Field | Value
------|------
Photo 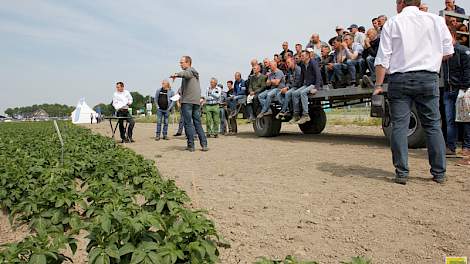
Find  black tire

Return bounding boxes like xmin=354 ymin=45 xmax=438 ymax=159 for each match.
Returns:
xmin=299 ymin=108 xmax=327 ymax=134
xmin=382 ymin=101 xmax=426 ymax=149
xmin=253 ymin=115 xmax=281 ymax=137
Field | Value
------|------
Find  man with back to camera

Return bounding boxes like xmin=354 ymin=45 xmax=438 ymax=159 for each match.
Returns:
xmin=170 ymin=56 xmax=208 ymax=152
xmin=112 ymin=82 xmax=135 ymax=143
xmin=373 ymin=0 xmax=454 ymax=184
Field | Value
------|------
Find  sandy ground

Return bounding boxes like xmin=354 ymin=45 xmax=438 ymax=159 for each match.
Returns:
xmin=2 ymin=122 xmax=469 ymax=264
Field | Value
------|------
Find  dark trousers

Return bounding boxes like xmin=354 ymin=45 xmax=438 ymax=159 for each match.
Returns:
xmin=181 ymin=103 xmax=208 ymax=148
xmin=388 ymin=71 xmax=446 ymax=179
xmin=116 ymin=110 xmax=135 ymax=140
xmin=444 ymin=90 xmax=470 ymax=150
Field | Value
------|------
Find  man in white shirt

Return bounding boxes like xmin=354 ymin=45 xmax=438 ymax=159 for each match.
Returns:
xmin=373 ymin=0 xmax=454 ymax=184
xmin=112 ymin=82 xmax=135 ymax=143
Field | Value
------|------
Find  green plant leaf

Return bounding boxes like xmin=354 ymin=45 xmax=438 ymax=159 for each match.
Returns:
xmin=28 ymin=254 xmax=46 ymax=264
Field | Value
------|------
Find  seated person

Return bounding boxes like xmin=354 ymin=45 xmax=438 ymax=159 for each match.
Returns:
xmin=319 ymin=45 xmax=334 ymax=84
xmin=228 ymin=72 xmax=247 ymax=118
xmin=333 ymin=34 xmax=364 ymax=86
xmin=257 ymin=61 xmax=285 ymax=118
xmin=362 ymin=28 xmax=380 ymax=82
xmin=112 ymin=82 xmax=135 ymax=143
xmin=292 ymin=50 xmax=322 ymax=125
xmin=246 ymin=64 xmax=267 ymax=121
xmin=277 ymin=57 xmax=302 ymax=119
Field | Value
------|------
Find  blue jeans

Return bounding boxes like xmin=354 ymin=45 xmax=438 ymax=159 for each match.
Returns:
xmin=333 ymin=59 xmax=364 ymax=82
xmin=280 ymin=88 xmax=297 ymax=113
xmin=388 ymin=72 xmax=446 ymax=179
xmin=366 ymin=56 xmax=376 ymax=81
xmin=156 ymin=109 xmax=169 ymax=137
xmin=292 ymin=86 xmax=310 ymax=115
xmin=444 ymin=91 xmax=470 ymax=150
xmin=181 ymin=103 xmax=208 ymax=148
xmin=258 ymin=89 xmax=279 ymax=113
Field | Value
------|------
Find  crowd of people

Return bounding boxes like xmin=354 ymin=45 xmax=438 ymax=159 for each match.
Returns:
xmin=110 ymin=0 xmax=469 ymax=173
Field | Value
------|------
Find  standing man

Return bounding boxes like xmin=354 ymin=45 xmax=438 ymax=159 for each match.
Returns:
xmin=170 ymin=56 xmax=208 ymax=152
xmin=202 ymin=78 xmax=222 ymax=138
xmin=373 ymin=0 xmax=454 ymax=184
xmin=112 ymin=82 xmax=135 ymax=143
xmin=154 ymin=80 xmax=175 ymax=141
xmin=442 ymin=30 xmax=470 ymax=157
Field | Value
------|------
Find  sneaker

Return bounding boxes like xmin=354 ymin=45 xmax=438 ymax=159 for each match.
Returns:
xmin=155 ymin=136 xmax=160 ymax=141
xmin=257 ymin=112 xmax=265 ymax=119
xmin=163 ymin=136 xmax=169 ymax=140
xmin=263 ymin=109 xmax=273 ymax=116
xmin=275 ymin=112 xmax=285 ymax=120
xmin=446 ymin=148 xmax=456 ymax=156
xmin=174 ymin=132 xmax=182 ymax=137
xmin=201 ymin=146 xmax=209 ymax=152
xmin=432 ymin=176 xmax=446 ymax=184
xmin=363 ymin=75 xmax=374 ymax=89
xmin=290 ymin=114 xmax=300 ymax=124
xmin=297 ymin=115 xmax=311 ymax=125
xmin=394 ymin=177 xmax=408 ymax=185
xmin=186 ymin=146 xmax=195 ymax=152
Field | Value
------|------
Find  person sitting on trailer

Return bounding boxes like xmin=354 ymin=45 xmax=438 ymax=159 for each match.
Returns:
xmin=276 ymin=57 xmax=302 ymax=119
xmin=292 ymin=50 xmax=322 ymax=125
xmin=257 ymin=60 xmax=285 ymax=118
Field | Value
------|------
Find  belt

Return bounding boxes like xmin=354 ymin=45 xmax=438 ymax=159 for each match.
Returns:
xmin=390 ymin=70 xmax=438 ymax=76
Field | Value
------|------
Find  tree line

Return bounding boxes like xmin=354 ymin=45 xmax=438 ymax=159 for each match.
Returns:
xmin=5 ymin=104 xmax=75 ymax=118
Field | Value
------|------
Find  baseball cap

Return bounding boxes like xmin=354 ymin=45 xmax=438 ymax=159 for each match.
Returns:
xmin=348 ymin=24 xmax=358 ymax=29
xmin=306 ymin=47 xmax=314 ymax=52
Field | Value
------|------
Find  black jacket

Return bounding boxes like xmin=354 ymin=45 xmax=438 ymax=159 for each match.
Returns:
xmin=300 ymin=59 xmax=322 ymax=88
xmin=443 ymin=43 xmax=470 ymax=91
xmin=363 ymin=38 xmax=380 ymax=59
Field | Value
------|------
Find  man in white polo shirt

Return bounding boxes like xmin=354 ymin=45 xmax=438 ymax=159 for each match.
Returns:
xmin=373 ymin=0 xmax=454 ymax=184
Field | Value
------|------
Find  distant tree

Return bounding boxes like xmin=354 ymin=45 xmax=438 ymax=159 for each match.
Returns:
xmin=4 ymin=104 xmax=74 ymax=117
xmin=93 ymin=103 xmax=114 ymax=116
xmin=130 ymin=91 xmax=146 ymax=113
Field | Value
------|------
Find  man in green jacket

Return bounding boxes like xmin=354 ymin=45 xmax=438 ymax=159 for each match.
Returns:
xmin=246 ymin=64 xmax=267 ymax=121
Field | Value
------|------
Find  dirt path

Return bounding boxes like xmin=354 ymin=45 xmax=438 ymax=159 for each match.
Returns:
xmin=85 ymin=122 xmax=469 ymax=264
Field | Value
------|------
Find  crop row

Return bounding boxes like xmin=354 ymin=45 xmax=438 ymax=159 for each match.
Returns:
xmin=0 ymin=122 xmax=220 ymax=264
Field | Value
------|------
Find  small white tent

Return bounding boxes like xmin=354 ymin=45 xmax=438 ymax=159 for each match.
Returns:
xmin=71 ymin=99 xmax=98 ymax=124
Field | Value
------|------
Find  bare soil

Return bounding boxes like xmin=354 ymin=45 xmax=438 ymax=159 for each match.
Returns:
xmin=2 ymin=122 xmax=469 ymax=264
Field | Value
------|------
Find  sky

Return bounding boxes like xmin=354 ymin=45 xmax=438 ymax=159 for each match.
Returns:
xmin=1 ymin=0 xmax=468 ymax=114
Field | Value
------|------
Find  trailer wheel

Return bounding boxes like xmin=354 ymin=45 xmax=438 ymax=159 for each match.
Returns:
xmin=253 ymin=102 xmax=282 ymax=137
xmin=299 ymin=108 xmax=327 ymax=134
xmin=382 ymin=101 xmax=426 ymax=149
